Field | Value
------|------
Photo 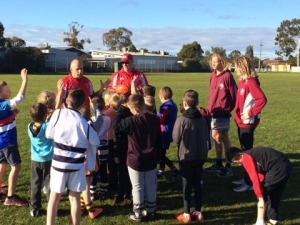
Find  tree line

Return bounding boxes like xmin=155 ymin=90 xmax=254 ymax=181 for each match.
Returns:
xmin=0 ymin=19 xmax=299 ymax=73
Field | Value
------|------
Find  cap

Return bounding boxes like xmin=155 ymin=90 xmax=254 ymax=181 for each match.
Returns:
xmin=120 ymin=53 xmax=133 ymax=63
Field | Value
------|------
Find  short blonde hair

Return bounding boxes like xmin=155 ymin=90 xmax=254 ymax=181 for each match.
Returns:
xmin=144 ymin=95 xmax=156 ymax=113
xmin=37 ymin=91 xmax=56 ymax=110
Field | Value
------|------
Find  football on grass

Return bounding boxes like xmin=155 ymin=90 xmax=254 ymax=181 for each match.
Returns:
xmin=114 ymin=84 xmax=130 ymax=95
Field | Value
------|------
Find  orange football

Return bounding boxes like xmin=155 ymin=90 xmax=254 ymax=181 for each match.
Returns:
xmin=114 ymin=84 xmax=130 ymax=95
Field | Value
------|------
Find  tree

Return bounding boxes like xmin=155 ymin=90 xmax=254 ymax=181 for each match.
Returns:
xmin=63 ymin=22 xmax=91 ymax=50
xmin=275 ymin=18 xmax=300 ymax=58
xmin=228 ymin=50 xmax=241 ymax=61
xmin=245 ymin=45 xmax=254 ymax=60
xmin=102 ymin=27 xmax=133 ymax=51
xmin=177 ymin=41 xmax=204 ymax=60
xmin=0 ymin=22 xmax=5 ymax=48
xmin=210 ymin=47 xmax=226 ymax=58
xmin=128 ymin=44 xmax=138 ymax=52
xmin=5 ymin=37 xmax=26 ymax=48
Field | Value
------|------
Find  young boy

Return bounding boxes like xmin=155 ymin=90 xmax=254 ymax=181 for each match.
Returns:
xmin=173 ymin=90 xmax=209 ymax=223
xmin=0 ymin=68 xmax=28 ymax=206
xmin=113 ymin=94 xmax=162 ymax=222
xmin=227 ymin=146 xmax=292 ymax=225
xmin=45 ymin=89 xmax=99 ymax=225
xmin=157 ymin=86 xmax=178 ymax=178
xmin=28 ymin=103 xmax=53 ymax=216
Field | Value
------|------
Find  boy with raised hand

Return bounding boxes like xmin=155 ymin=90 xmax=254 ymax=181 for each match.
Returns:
xmin=173 ymin=90 xmax=209 ymax=223
xmin=45 ymin=89 xmax=99 ymax=225
xmin=0 ymin=68 xmax=28 ymax=206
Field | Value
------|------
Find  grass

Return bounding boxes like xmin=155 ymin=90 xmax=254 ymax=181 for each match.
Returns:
xmin=0 ymin=72 xmax=299 ymax=225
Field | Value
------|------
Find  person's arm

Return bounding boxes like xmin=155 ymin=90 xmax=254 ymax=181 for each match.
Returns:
xmin=9 ymin=68 xmax=28 ymax=108
xmin=255 ymin=197 xmax=265 ymax=225
xmin=55 ymin=79 xmax=65 ymax=109
xmin=130 ymin=75 xmax=138 ymax=95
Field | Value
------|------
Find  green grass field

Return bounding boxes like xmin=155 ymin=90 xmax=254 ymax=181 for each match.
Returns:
xmin=0 ymin=72 xmax=299 ymax=225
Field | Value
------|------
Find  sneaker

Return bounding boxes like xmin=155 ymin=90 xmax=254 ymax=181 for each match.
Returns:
xmin=0 ymin=189 xmax=7 ymax=202
xmin=176 ymin=213 xmax=191 ymax=224
xmin=30 ymin=208 xmax=40 ymax=217
xmin=218 ymin=167 xmax=233 ymax=178
xmin=233 ymin=183 xmax=253 ymax=192
xmin=88 ymin=207 xmax=103 ymax=220
xmin=128 ymin=213 xmax=142 ymax=222
xmin=191 ymin=211 xmax=203 ymax=222
xmin=157 ymin=170 xmax=164 ymax=178
xmin=4 ymin=194 xmax=28 ymax=206
xmin=232 ymin=178 xmax=245 ymax=185
xmin=205 ymin=164 xmax=224 ymax=173
xmin=147 ymin=212 xmax=155 ymax=221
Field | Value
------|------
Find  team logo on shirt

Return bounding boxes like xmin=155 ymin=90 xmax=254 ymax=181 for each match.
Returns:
xmin=240 ymin=88 xmax=245 ymax=96
xmin=219 ymin=83 xmax=224 ymax=89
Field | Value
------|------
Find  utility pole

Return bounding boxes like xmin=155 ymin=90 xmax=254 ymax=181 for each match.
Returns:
xmin=258 ymin=41 xmax=263 ymax=72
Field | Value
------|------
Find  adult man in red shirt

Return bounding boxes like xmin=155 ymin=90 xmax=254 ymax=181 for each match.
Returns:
xmin=108 ymin=53 xmax=148 ymax=95
xmin=56 ymin=59 xmax=95 ymax=108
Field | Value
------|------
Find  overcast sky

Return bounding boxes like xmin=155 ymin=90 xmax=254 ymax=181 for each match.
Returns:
xmin=1 ymin=0 xmax=299 ymax=59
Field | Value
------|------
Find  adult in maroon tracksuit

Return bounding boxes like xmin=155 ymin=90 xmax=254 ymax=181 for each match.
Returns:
xmin=227 ymin=147 xmax=292 ymax=225
xmin=232 ymin=56 xmax=267 ymax=192
xmin=205 ymin=53 xmax=237 ymax=177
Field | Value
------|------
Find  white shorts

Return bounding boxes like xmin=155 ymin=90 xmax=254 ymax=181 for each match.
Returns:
xmin=50 ymin=166 xmax=86 ymax=193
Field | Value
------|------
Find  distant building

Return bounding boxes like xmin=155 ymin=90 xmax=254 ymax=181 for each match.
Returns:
xmin=86 ymin=49 xmax=178 ymax=72
xmin=41 ymin=46 xmax=91 ymax=72
xmin=263 ymin=59 xmax=291 ymax=72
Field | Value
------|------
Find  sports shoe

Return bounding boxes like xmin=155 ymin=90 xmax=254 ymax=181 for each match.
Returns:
xmin=232 ymin=178 xmax=245 ymax=185
xmin=205 ymin=164 xmax=224 ymax=173
xmin=30 ymin=208 xmax=40 ymax=217
xmin=88 ymin=207 xmax=103 ymax=220
xmin=233 ymin=183 xmax=253 ymax=192
xmin=191 ymin=211 xmax=203 ymax=222
xmin=157 ymin=170 xmax=164 ymax=178
xmin=128 ymin=213 xmax=142 ymax=222
xmin=218 ymin=167 xmax=233 ymax=178
xmin=146 ymin=212 xmax=155 ymax=221
xmin=176 ymin=213 xmax=191 ymax=224
xmin=4 ymin=194 xmax=28 ymax=206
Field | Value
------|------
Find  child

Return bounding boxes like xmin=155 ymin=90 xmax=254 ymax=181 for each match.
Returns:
xmin=205 ymin=53 xmax=237 ymax=178
xmin=102 ymin=93 xmax=120 ymax=195
xmin=37 ymin=90 xmax=56 ymax=120
xmin=227 ymin=147 xmax=292 ymax=225
xmin=45 ymin=88 xmax=100 ymax=225
xmin=157 ymin=86 xmax=178 ymax=178
xmin=112 ymin=94 xmax=133 ymax=206
xmin=89 ymin=96 xmax=111 ymax=200
xmin=232 ymin=56 xmax=267 ymax=192
xmin=79 ymin=106 xmax=103 ymax=220
xmin=144 ymin=95 xmax=156 ymax=113
xmin=0 ymin=68 xmax=28 ymax=206
xmin=173 ymin=90 xmax=209 ymax=223
xmin=113 ymin=94 xmax=162 ymax=222
xmin=28 ymin=103 xmax=53 ymax=216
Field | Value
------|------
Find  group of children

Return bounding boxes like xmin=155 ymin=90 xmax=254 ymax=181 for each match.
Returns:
xmin=0 ymin=54 xmax=292 ymax=225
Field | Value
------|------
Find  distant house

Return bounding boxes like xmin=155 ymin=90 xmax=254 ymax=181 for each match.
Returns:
xmin=86 ymin=50 xmax=178 ymax=72
xmin=263 ymin=59 xmax=291 ymax=72
xmin=41 ymin=46 xmax=91 ymax=72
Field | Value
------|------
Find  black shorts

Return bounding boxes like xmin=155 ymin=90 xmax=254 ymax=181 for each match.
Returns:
xmin=0 ymin=145 xmax=21 ymax=165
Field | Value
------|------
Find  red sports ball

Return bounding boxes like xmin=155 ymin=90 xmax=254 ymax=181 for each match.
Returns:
xmin=114 ymin=84 xmax=130 ymax=95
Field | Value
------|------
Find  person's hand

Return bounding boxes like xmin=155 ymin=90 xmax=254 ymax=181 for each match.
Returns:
xmin=100 ymin=79 xmax=109 ymax=91
xmin=20 ymin=68 xmax=28 ymax=81
xmin=241 ymin=111 xmax=250 ymax=120
xmin=257 ymin=198 xmax=264 ymax=209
